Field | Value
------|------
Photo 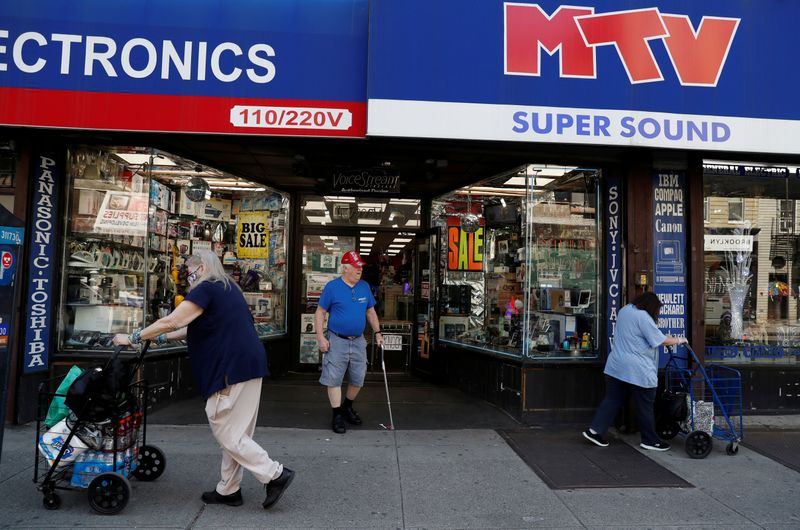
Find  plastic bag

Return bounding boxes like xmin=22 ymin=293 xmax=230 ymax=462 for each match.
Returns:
xmin=656 ymin=390 xmax=689 ymax=423
xmin=44 ymin=365 xmax=84 ymax=428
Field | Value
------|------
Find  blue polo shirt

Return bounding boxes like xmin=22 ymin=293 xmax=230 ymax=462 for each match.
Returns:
xmin=184 ymin=280 xmax=268 ymax=399
xmin=604 ymin=304 xmax=666 ymax=388
xmin=319 ymin=277 xmax=375 ymax=337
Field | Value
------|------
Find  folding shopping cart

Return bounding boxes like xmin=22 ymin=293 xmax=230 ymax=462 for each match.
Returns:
xmin=34 ymin=342 xmax=165 ymax=514
xmin=658 ymin=344 xmax=743 ymax=459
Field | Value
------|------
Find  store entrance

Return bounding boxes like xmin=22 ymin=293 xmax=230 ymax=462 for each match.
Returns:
xmin=297 ymin=195 xmax=423 ymax=373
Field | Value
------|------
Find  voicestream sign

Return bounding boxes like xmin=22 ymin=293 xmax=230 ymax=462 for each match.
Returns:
xmin=368 ymin=1 xmax=800 ymax=154
xmin=0 ymin=0 xmax=368 ymax=137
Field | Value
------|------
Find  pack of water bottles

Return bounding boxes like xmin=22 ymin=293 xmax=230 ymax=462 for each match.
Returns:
xmin=70 ymin=446 xmax=139 ymax=488
xmin=62 ymin=410 xmax=143 ymax=488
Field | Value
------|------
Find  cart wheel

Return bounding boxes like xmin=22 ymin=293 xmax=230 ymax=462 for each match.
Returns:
xmin=43 ymin=492 xmax=61 ymax=510
xmin=726 ymin=442 xmax=739 ymax=456
xmin=685 ymin=430 xmax=713 ymax=459
xmin=656 ymin=420 xmax=681 ymax=440
xmin=133 ymin=444 xmax=166 ymax=481
xmin=87 ymin=472 xmax=131 ymax=515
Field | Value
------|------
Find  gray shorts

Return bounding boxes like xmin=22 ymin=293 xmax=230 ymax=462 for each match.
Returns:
xmin=319 ymin=333 xmax=367 ymax=388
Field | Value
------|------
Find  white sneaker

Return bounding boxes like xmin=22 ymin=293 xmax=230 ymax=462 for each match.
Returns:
xmin=640 ymin=441 xmax=671 ymax=451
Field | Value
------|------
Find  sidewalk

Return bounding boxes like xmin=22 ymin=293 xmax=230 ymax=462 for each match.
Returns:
xmin=2 ymin=420 xmax=799 ymax=529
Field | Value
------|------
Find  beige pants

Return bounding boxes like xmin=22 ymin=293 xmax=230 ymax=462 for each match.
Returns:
xmin=205 ymin=377 xmax=283 ymax=495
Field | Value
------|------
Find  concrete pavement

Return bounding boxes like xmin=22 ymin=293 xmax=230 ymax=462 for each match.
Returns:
xmin=2 ymin=420 xmax=799 ymax=529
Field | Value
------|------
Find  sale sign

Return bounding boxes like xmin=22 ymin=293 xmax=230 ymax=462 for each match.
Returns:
xmin=446 ymin=217 xmax=484 ymax=271
xmin=236 ymin=211 xmax=270 ymax=259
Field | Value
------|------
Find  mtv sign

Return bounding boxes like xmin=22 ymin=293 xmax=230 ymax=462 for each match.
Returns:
xmin=504 ymin=4 xmax=740 ymax=86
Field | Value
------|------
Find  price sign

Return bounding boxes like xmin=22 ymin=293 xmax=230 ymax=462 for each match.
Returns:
xmin=382 ymin=334 xmax=403 ymax=351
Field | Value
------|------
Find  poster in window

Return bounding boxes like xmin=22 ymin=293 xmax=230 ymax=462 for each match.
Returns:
xmin=446 ymin=216 xmax=485 ymax=271
xmin=236 ymin=211 xmax=270 ymax=259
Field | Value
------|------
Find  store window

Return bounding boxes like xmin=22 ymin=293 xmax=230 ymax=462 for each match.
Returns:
xmin=431 ymin=165 xmax=601 ymax=359
xmin=59 ymin=146 xmax=289 ymax=353
xmin=728 ymin=198 xmax=744 ymax=222
xmin=703 ymin=161 xmax=800 ymax=364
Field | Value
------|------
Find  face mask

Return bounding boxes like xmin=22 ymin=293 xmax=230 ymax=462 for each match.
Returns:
xmin=187 ymin=267 xmax=200 ymax=286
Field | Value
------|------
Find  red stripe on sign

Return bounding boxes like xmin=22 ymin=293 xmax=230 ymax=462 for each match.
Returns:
xmin=0 ymin=87 xmax=366 ymax=137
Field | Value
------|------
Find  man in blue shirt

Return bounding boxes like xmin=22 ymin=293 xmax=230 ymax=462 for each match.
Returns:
xmin=315 ymin=251 xmax=384 ymax=433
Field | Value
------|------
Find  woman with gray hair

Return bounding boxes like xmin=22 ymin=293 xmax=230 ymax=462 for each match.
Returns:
xmin=113 ymin=250 xmax=294 ymax=509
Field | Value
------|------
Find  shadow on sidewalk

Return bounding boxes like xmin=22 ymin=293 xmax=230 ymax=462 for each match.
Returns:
xmin=149 ymin=373 xmax=522 ymax=430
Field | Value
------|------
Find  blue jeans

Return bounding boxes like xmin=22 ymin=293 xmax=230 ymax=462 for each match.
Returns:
xmin=590 ymin=375 xmax=660 ymax=445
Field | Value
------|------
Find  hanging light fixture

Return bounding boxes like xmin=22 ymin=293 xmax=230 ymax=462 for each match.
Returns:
xmin=459 ymin=186 xmax=479 ymax=233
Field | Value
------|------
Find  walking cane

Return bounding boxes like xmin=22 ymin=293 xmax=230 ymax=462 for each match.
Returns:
xmin=378 ymin=343 xmax=395 ymax=430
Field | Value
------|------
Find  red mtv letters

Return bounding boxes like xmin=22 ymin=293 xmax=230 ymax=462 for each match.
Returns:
xmin=504 ymin=4 xmax=740 ymax=86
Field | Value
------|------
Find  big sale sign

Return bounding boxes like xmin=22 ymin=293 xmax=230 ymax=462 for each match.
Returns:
xmin=367 ymin=1 xmax=800 ymax=154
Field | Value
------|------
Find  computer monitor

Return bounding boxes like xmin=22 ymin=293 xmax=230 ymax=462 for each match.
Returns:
xmin=656 ymin=240 xmax=684 ymax=274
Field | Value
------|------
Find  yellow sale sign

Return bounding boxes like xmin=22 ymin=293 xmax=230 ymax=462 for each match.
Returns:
xmin=236 ymin=211 xmax=270 ymax=259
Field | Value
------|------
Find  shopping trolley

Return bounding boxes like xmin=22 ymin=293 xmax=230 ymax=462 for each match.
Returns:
xmin=33 ymin=342 xmax=165 ymax=514
xmin=658 ymin=344 xmax=743 ymax=459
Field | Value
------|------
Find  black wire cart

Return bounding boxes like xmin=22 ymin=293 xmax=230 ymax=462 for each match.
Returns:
xmin=33 ymin=342 xmax=165 ymax=514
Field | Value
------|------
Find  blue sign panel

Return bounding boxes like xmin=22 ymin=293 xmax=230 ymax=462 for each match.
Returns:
xmin=0 ymin=226 xmax=23 ymax=245
xmin=23 ymin=154 xmax=60 ymax=373
xmin=0 ymin=0 xmax=368 ymax=136
xmin=605 ymin=176 xmax=623 ymax=354
xmin=652 ymin=171 xmax=687 ymax=367
xmin=367 ymin=1 xmax=800 ymax=154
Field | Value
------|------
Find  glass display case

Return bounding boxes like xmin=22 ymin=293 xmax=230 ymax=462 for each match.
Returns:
xmin=58 ymin=146 xmax=289 ymax=354
xmin=431 ymin=165 xmax=601 ymax=360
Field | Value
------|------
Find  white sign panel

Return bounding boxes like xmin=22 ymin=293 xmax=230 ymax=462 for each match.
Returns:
xmin=367 ymin=99 xmax=800 ymax=155
xmin=382 ymin=333 xmax=403 ymax=351
xmin=704 ymin=234 xmax=753 ymax=252
xmin=93 ymin=192 xmax=149 ymax=236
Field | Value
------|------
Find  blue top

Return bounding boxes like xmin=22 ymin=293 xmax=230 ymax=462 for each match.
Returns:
xmin=604 ymin=304 xmax=666 ymax=388
xmin=319 ymin=277 xmax=376 ymax=337
xmin=184 ymin=280 xmax=268 ymax=399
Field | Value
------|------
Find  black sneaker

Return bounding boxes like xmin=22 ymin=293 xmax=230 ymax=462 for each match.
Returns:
xmin=332 ymin=413 xmax=346 ymax=434
xmin=640 ymin=441 xmax=671 ymax=451
xmin=263 ymin=468 xmax=295 ymax=509
xmin=201 ymin=489 xmax=243 ymax=506
xmin=342 ymin=406 xmax=362 ymax=425
xmin=582 ymin=429 xmax=609 ymax=447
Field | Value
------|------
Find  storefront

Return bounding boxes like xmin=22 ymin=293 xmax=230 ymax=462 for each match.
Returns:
xmin=3 ymin=1 xmax=800 ymax=423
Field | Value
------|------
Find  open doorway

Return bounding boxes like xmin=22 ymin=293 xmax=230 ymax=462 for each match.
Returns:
xmin=297 ymin=196 xmax=422 ymax=373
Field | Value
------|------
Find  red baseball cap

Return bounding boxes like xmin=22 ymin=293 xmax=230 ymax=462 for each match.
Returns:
xmin=341 ymin=250 xmax=365 ymax=268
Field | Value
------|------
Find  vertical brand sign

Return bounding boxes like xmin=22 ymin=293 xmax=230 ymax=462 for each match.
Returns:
xmin=652 ymin=171 xmax=687 ymax=367
xmin=605 ymin=176 xmax=623 ymax=354
xmin=23 ymin=154 xmax=60 ymax=373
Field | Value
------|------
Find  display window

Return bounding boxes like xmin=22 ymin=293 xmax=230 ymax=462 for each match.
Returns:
xmin=58 ymin=146 xmax=289 ymax=353
xmin=703 ymin=161 xmax=800 ymax=364
xmin=431 ymin=165 xmax=601 ymax=359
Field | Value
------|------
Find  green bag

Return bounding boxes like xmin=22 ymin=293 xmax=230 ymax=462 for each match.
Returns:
xmin=44 ymin=365 xmax=84 ymax=428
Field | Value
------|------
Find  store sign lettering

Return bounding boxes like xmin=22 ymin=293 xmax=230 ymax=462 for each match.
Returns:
xmin=23 ymin=154 xmax=60 ymax=373
xmin=505 ymin=4 xmax=740 ymax=86
xmin=332 ymin=170 xmax=400 ymax=194
xmin=605 ymin=178 xmax=622 ymax=352
xmin=652 ymin=171 xmax=687 ymax=368
xmin=0 ymin=31 xmax=276 ymax=84
xmin=447 ymin=225 xmax=484 ymax=271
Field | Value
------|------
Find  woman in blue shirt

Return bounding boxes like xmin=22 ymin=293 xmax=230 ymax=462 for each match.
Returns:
xmin=113 ymin=250 xmax=294 ymax=509
xmin=582 ymin=292 xmax=687 ymax=451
